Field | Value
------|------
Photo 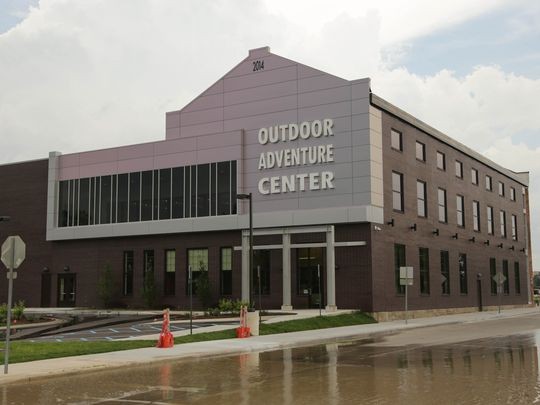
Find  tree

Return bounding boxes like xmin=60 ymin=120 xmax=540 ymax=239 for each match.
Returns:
xmin=143 ymin=270 xmax=156 ymax=308
xmin=195 ymin=260 xmax=212 ymax=309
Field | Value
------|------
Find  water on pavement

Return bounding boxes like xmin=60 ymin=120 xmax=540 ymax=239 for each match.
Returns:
xmin=3 ymin=316 xmax=540 ymax=404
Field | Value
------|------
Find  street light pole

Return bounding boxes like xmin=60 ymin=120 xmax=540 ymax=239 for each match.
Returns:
xmin=237 ymin=193 xmax=253 ymax=308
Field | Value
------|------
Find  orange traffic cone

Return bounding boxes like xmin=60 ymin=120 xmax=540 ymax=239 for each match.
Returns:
xmin=236 ymin=305 xmax=251 ymax=338
xmin=157 ymin=308 xmax=174 ymax=348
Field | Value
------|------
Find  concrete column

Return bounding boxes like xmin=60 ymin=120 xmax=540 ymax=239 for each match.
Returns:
xmin=241 ymin=232 xmax=250 ymax=302
xmin=46 ymin=151 xmax=61 ymax=241
xmin=281 ymin=231 xmax=292 ymax=311
xmin=326 ymin=225 xmax=337 ymax=311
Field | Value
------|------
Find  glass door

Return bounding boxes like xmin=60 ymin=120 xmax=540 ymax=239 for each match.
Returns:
xmin=57 ymin=274 xmax=76 ymax=307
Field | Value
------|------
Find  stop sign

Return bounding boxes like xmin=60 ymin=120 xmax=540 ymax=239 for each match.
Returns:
xmin=1 ymin=236 xmax=26 ymax=270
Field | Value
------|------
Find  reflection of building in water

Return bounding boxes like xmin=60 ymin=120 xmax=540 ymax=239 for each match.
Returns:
xmin=0 ymin=46 xmax=532 ymax=318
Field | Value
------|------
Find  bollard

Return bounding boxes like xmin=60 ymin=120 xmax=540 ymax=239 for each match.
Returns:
xmin=156 ymin=308 xmax=174 ymax=348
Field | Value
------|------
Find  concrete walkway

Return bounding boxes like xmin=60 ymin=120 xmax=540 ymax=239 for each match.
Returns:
xmin=1 ymin=307 xmax=538 ymax=385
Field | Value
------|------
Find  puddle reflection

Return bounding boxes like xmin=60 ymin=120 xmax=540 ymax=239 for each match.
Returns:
xmin=2 ymin=333 xmax=540 ymax=404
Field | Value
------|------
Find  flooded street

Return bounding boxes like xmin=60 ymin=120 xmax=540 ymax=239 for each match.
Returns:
xmin=3 ymin=314 xmax=540 ymax=404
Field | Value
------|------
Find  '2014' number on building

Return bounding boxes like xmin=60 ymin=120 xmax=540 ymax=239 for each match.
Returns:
xmin=253 ymin=60 xmax=264 ymax=71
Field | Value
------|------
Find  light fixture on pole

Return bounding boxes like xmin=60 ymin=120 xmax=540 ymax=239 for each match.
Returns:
xmin=237 ymin=193 xmax=253 ymax=307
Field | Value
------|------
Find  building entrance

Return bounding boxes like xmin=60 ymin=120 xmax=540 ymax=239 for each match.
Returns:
xmin=297 ymin=248 xmax=324 ymax=309
xmin=57 ymin=273 xmax=76 ymax=307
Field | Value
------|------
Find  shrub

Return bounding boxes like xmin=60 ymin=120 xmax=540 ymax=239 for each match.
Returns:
xmin=13 ymin=300 xmax=25 ymax=321
xmin=142 ymin=270 xmax=156 ymax=308
xmin=97 ymin=263 xmax=113 ymax=308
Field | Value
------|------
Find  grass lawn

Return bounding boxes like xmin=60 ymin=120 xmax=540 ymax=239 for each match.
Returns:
xmin=0 ymin=312 xmax=375 ymax=364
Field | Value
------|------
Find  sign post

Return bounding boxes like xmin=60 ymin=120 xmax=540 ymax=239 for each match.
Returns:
xmin=400 ymin=266 xmax=414 ymax=324
xmin=1 ymin=235 xmax=26 ymax=374
xmin=492 ymin=272 xmax=507 ymax=314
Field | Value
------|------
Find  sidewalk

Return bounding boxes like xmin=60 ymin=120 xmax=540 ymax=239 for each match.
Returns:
xmin=1 ymin=307 xmax=538 ymax=385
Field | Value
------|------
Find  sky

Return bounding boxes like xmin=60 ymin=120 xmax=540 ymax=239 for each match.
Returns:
xmin=0 ymin=0 xmax=539 ymax=271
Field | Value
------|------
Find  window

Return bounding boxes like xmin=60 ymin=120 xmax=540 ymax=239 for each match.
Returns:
xmin=297 ymin=248 xmax=323 ymax=297
xmin=100 ymin=175 xmax=112 ymax=224
xmin=254 ymin=250 xmax=271 ymax=295
xmin=485 ymin=175 xmax=492 ymax=191
xmin=391 ymin=129 xmax=402 ymax=151
xmin=217 ymin=161 xmax=231 ymax=215
xmin=164 ymin=250 xmax=176 ymax=296
xmin=220 ymin=247 xmax=232 ymax=295
xmin=436 ymin=151 xmax=445 ymax=170
xmin=392 ymin=172 xmax=404 ymax=212
xmin=117 ymin=173 xmax=128 ymax=223
xmin=498 ymin=182 xmax=505 ymax=197
xmin=510 ymin=187 xmax=516 ymax=201
xmin=123 ymin=251 xmax=134 ymax=296
xmin=502 ymin=260 xmax=509 ymax=295
xmin=129 ymin=172 xmax=141 ymax=222
xmin=141 ymin=171 xmax=153 ymax=221
xmin=419 ymin=248 xmax=430 ymax=295
xmin=473 ymin=201 xmax=480 ymax=231
xmin=417 ymin=180 xmax=427 ymax=217
xmin=143 ymin=250 xmax=154 ymax=293
xmin=471 ymin=168 xmax=478 ymax=185
xmin=490 ymin=258 xmax=497 ymax=294
xmin=500 ymin=210 xmax=507 ymax=238
xmin=514 ymin=262 xmax=521 ymax=294
xmin=394 ymin=244 xmax=406 ymax=294
xmin=440 ymin=251 xmax=450 ymax=295
xmin=438 ymin=188 xmax=447 ymax=223
xmin=487 ymin=206 xmax=494 ymax=235
xmin=197 ymin=163 xmax=210 ymax=217
xmin=79 ymin=178 xmax=89 ymax=226
xmin=58 ymin=180 xmax=69 ymax=227
xmin=511 ymin=215 xmax=517 ymax=241
xmin=159 ymin=168 xmax=171 ymax=220
xmin=416 ymin=141 xmax=425 ymax=161
xmin=172 ymin=167 xmax=184 ymax=219
xmin=455 ymin=161 xmax=463 ymax=178
xmin=459 ymin=253 xmax=467 ymax=294
xmin=187 ymin=248 xmax=209 ymax=295
xmin=456 ymin=195 xmax=465 ymax=227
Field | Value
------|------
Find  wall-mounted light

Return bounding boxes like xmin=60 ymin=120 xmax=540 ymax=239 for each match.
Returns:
xmin=452 ymin=233 xmax=458 ymax=239
xmin=469 ymin=236 xmax=476 ymax=243
xmin=63 ymin=265 xmax=70 ymax=272
xmin=387 ymin=219 xmax=394 ymax=227
xmin=497 ymin=243 xmax=503 ymax=249
xmin=410 ymin=223 xmax=417 ymax=231
xmin=520 ymin=248 xmax=526 ymax=253
xmin=509 ymin=245 xmax=515 ymax=251
xmin=42 ymin=267 xmax=50 ymax=273
xmin=432 ymin=228 xmax=439 ymax=236
xmin=484 ymin=240 xmax=490 ymax=246
xmin=374 ymin=225 xmax=382 ymax=232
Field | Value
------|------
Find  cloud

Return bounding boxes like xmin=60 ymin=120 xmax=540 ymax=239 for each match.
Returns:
xmin=0 ymin=0 xmax=538 ymax=270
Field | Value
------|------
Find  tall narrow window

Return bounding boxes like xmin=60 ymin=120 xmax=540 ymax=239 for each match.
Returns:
xmin=440 ymin=251 xmax=450 ymax=295
xmin=473 ymin=201 xmax=480 ymax=231
xmin=220 ymin=247 xmax=233 ymax=295
xmin=394 ymin=244 xmax=406 ymax=295
xmin=456 ymin=195 xmax=464 ymax=227
xmin=416 ymin=141 xmax=425 ymax=161
xmin=143 ymin=250 xmax=154 ymax=294
xmin=190 ymin=166 xmax=197 ymax=218
xmin=58 ymin=180 xmax=69 ymax=227
xmin=164 ymin=250 xmax=176 ymax=296
xmin=184 ymin=166 xmax=191 ymax=218
xmin=487 ymin=206 xmax=494 ymax=235
xmin=187 ymin=248 xmax=209 ymax=294
xmin=485 ymin=175 xmax=492 ymax=191
xmin=391 ymin=129 xmax=402 ymax=151
xmin=153 ymin=170 xmax=159 ymax=220
xmin=217 ymin=161 xmax=231 ymax=215
xmin=117 ymin=174 xmax=129 ymax=223
xmin=510 ymin=187 xmax=516 ymax=201
xmin=471 ymin=168 xmax=478 ymax=185
xmin=500 ymin=210 xmax=507 ymax=238
xmin=111 ymin=175 xmax=116 ymax=223
xmin=490 ymin=258 xmax=497 ymax=294
xmin=72 ymin=179 xmax=79 ymax=226
xmin=514 ymin=262 xmax=521 ymax=294
xmin=419 ymin=247 xmax=430 ymax=295
xmin=123 ymin=251 xmax=133 ymax=296
xmin=502 ymin=260 xmax=509 ymax=295
xmin=100 ymin=175 xmax=112 ymax=224
xmin=231 ymin=160 xmax=237 ymax=214
xmin=438 ymin=188 xmax=447 ymax=223
xmin=197 ymin=163 xmax=210 ymax=217
xmin=392 ymin=172 xmax=404 ymax=212
xmin=511 ymin=214 xmax=517 ymax=241
xmin=455 ymin=161 xmax=463 ymax=178
xmin=172 ymin=167 xmax=184 ymax=219
xmin=129 ymin=172 xmax=141 ymax=222
xmin=159 ymin=168 xmax=171 ymax=220
xmin=79 ymin=178 xmax=89 ymax=226
xmin=417 ymin=180 xmax=427 ymax=217
xmin=498 ymin=182 xmax=505 ymax=197
xmin=89 ymin=177 xmax=95 ymax=225
xmin=141 ymin=170 xmax=153 ymax=221
xmin=253 ymin=250 xmax=271 ymax=295
xmin=459 ymin=253 xmax=467 ymax=294
xmin=436 ymin=151 xmax=446 ymax=170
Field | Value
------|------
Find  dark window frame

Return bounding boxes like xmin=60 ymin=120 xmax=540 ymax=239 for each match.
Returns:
xmin=391 ymin=129 xmax=403 ymax=152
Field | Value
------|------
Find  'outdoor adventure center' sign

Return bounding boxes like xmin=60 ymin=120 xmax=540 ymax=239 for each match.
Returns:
xmin=257 ymin=118 xmax=335 ymax=195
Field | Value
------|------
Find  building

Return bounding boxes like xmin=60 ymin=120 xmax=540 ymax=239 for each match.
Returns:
xmin=0 ymin=47 xmax=532 ymax=318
